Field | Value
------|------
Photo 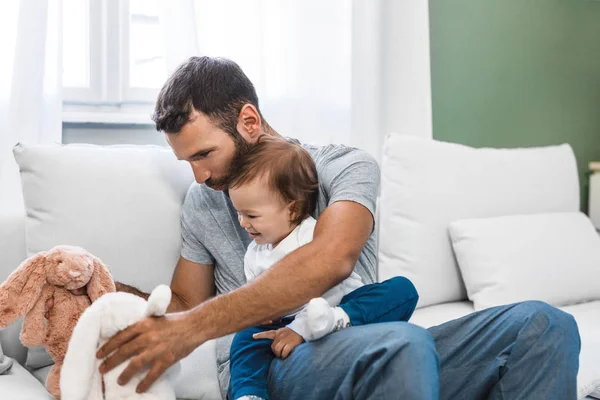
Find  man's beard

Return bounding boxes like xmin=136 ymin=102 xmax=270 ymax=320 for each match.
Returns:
xmin=205 ymin=131 xmax=254 ymax=190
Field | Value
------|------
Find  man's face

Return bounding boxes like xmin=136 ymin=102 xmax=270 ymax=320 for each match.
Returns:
xmin=166 ymin=110 xmax=250 ymax=191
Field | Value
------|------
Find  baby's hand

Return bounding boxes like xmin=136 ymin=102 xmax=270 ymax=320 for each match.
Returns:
xmin=253 ymin=327 xmax=305 ymax=359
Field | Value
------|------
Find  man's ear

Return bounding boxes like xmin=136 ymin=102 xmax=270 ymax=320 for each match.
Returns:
xmin=236 ymin=104 xmax=262 ymax=143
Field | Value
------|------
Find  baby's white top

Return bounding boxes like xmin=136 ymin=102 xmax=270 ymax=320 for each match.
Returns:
xmin=244 ymin=216 xmax=364 ymax=334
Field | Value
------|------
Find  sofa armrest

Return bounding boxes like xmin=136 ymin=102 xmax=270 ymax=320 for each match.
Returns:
xmin=0 ymin=208 xmax=26 ymax=279
xmin=0 ymin=210 xmax=28 ymax=365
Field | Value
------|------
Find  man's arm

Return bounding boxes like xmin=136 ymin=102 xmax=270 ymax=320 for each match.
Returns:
xmin=97 ymin=200 xmax=373 ymax=393
xmin=191 ymin=200 xmax=372 ymax=339
xmin=167 ymin=256 xmax=216 ymax=313
xmin=115 ymin=257 xmax=215 ymax=313
xmin=97 ymin=148 xmax=379 ymax=393
xmin=115 ymin=282 xmax=150 ymax=300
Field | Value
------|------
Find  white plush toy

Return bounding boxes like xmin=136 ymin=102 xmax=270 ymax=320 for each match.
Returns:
xmin=60 ymin=284 xmax=179 ymax=400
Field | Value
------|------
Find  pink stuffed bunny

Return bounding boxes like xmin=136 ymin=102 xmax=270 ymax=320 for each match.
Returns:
xmin=0 ymin=245 xmax=116 ymax=399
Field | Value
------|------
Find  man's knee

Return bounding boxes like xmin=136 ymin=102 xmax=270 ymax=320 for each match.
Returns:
xmin=357 ymin=323 xmax=439 ymax=396
xmin=512 ymin=300 xmax=580 ymax=347
xmin=370 ymin=322 xmax=437 ymax=359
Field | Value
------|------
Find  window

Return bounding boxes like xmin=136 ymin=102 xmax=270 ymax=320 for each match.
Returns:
xmin=62 ymin=0 xmax=167 ymax=123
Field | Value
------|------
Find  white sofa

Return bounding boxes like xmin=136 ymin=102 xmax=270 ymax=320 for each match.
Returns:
xmin=1 ymin=134 xmax=599 ymax=399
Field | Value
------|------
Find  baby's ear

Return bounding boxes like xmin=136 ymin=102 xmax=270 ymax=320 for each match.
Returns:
xmin=287 ymin=200 xmax=300 ymax=222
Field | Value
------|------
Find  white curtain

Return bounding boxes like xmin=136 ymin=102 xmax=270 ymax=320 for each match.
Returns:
xmin=0 ymin=0 xmax=63 ymax=212
xmin=157 ymin=0 xmax=383 ymax=159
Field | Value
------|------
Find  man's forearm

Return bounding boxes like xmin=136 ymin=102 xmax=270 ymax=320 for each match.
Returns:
xmin=185 ymin=201 xmax=373 ymax=345
xmin=115 ymin=281 xmax=150 ymax=300
xmin=114 ymin=281 xmax=190 ymax=313
xmin=186 ymin=240 xmax=352 ymax=343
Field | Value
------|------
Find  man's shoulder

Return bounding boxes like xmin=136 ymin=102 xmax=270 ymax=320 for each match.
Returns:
xmin=298 ymin=142 xmax=379 ymax=187
xmin=301 ymin=142 xmax=367 ymax=160
xmin=300 ymin=142 xmax=378 ymax=172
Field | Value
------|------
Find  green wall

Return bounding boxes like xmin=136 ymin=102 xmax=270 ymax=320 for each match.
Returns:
xmin=429 ymin=0 xmax=600 ymax=211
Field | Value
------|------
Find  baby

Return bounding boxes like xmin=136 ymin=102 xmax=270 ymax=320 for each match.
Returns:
xmin=227 ymin=136 xmax=419 ymax=400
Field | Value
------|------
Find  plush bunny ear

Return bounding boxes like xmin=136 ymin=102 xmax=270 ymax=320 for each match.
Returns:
xmin=145 ymin=285 xmax=172 ymax=317
xmin=0 ymin=252 xmax=48 ymax=328
xmin=60 ymin=305 xmax=104 ymax=400
xmin=86 ymin=256 xmax=116 ymax=302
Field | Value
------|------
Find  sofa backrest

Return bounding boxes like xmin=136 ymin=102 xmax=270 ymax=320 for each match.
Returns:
xmin=0 ymin=186 xmax=28 ymax=363
xmin=4 ymin=137 xmax=582 ymax=331
xmin=377 ymin=133 xmax=580 ymax=308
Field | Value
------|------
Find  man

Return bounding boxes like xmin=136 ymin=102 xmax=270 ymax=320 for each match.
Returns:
xmin=81 ymin=57 xmax=578 ymax=399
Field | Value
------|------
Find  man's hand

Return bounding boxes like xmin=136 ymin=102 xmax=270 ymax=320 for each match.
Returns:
xmin=253 ymin=327 xmax=304 ymax=359
xmin=96 ymin=312 xmax=200 ymax=393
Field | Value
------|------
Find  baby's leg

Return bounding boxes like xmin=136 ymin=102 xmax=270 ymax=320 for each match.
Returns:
xmin=303 ymin=277 xmax=419 ymax=341
xmin=340 ymin=276 xmax=419 ymax=325
xmin=229 ymin=325 xmax=280 ymax=400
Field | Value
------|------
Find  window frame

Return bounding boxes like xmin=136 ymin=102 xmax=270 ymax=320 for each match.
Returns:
xmin=62 ymin=0 xmax=161 ymax=124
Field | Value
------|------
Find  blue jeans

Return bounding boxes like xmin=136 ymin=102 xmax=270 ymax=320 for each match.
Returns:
xmin=266 ymin=300 xmax=580 ymax=400
xmin=229 ymin=277 xmax=419 ymax=400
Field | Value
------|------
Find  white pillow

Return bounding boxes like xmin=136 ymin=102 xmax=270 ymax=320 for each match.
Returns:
xmin=378 ymin=134 xmax=579 ymax=308
xmin=13 ymin=143 xmax=193 ymax=293
xmin=449 ymin=212 xmax=600 ymax=310
xmin=13 ymin=143 xmax=223 ymax=399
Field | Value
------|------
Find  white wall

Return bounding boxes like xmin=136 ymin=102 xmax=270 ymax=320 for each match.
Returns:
xmin=63 ymin=1 xmax=434 ymax=157
xmin=381 ymin=0 xmax=433 ymax=141
xmin=351 ymin=0 xmax=433 ymax=162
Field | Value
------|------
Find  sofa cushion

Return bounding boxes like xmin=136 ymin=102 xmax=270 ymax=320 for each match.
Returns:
xmin=378 ymin=134 xmax=579 ymax=308
xmin=561 ymin=301 xmax=600 ymax=399
xmin=0 ymin=340 xmax=14 ymax=375
xmin=13 ymin=143 xmax=194 ymax=293
xmin=30 ymin=364 xmax=51 ymax=385
xmin=450 ymin=212 xmax=600 ymax=310
xmin=409 ymin=301 xmax=475 ymax=329
xmin=173 ymin=341 xmax=222 ymax=400
xmin=0 ymin=319 xmax=27 ymax=368
xmin=25 ymin=346 xmax=54 ymax=370
xmin=30 ymin=342 xmax=222 ymax=400
xmin=0 ymin=361 xmax=54 ymax=399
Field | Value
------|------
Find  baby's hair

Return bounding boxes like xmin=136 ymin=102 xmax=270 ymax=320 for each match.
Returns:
xmin=229 ymin=135 xmax=318 ymax=225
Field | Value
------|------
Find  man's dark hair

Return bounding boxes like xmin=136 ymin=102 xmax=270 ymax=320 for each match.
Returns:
xmin=153 ymin=56 xmax=264 ymax=135
xmin=229 ymin=135 xmax=319 ymax=225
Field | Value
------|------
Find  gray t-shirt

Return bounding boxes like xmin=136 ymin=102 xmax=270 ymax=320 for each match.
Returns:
xmin=180 ymin=142 xmax=380 ymax=396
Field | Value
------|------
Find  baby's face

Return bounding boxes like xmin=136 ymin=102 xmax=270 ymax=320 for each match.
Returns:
xmin=229 ymin=177 xmax=296 ymax=247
